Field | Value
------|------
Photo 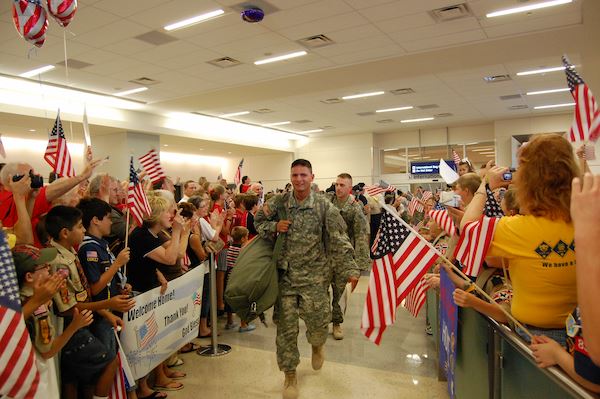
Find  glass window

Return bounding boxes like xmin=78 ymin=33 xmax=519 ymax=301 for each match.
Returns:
xmin=381 ymin=148 xmax=407 ymax=174
xmin=465 ymin=141 xmax=495 ymax=169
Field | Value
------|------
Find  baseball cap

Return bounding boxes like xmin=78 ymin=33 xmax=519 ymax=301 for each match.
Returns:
xmin=12 ymin=245 xmax=57 ymax=283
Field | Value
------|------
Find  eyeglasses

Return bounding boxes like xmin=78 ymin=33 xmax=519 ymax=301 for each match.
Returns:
xmin=33 ymin=264 xmax=50 ymax=272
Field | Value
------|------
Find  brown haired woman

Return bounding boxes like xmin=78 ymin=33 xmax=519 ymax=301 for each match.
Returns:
xmin=461 ymin=134 xmax=579 ymax=347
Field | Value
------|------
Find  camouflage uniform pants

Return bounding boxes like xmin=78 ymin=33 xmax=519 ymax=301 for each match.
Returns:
xmin=331 ymin=270 xmax=348 ymax=325
xmin=276 ymin=283 xmax=330 ymax=372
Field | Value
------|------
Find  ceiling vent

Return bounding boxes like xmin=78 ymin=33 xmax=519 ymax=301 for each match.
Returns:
xmin=500 ymin=94 xmax=522 ymax=101
xmin=356 ymin=111 xmax=375 ymax=116
xmin=509 ymin=105 xmax=529 ymax=110
xmin=434 ymin=112 xmax=454 ymax=117
xmin=390 ymin=88 xmax=415 ymax=95
xmin=229 ymin=0 xmax=279 ymax=14
xmin=253 ymin=108 xmax=274 ymax=114
xmin=483 ymin=74 xmax=512 ymax=83
xmin=320 ymin=98 xmax=343 ymax=104
xmin=297 ymin=34 xmax=335 ymax=49
xmin=129 ymin=77 xmax=160 ymax=86
xmin=207 ymin=57 xmax=242 ymax=68
xmin=293 ymin=119 xmax=312 ymax=124
xmin=134 ymin=30 xmax=178 ymax=46
xmin=417 ymin=104 xmax=440 ymax=110
xmin=377 ymin=119 xmax=394 ymax=124
xmin=56 ymin=58 xmax=92 ymax=69
xmin=429 ymin=3 xmax=473 ymax=22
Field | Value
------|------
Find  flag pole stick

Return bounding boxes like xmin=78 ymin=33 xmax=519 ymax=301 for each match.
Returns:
xmin=123 ymin=195 xmax=131 ymax=281
xmin=380 ymin=203 xmax=534 ymax=340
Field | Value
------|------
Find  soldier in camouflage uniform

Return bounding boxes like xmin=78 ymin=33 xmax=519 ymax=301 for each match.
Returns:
xmin=254 ymin=159 xmax=359 ymax=399
xmin=327 ymin=173 xmax=370 ymax=340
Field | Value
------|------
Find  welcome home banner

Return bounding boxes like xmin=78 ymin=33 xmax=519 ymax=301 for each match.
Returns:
xmin=121 ymin=264 xmax=206 ymax=379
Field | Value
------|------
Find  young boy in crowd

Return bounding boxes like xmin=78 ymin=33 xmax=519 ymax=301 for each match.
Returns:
xmin=224 ymin=226 xmax=255 ymax=332
xmin=76 ymin=198 xmax=131 ymax=359
xmin=44 ymin=205 xmax=135 ymax=399
xmin=13 ymin=244 xmax=94 ymax=398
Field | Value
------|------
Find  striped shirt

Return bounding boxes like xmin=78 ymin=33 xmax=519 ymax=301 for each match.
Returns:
xmin=226 ymin=244 xmax=242 ymax=268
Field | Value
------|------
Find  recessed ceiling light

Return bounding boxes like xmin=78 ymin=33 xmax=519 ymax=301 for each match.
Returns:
xmin=534 ymin=103 xmax=575 ymax=109
xmin=28 ymin=129 xmax=36 ymax=132
xmin=254 ymin=51 xmax=307 ymax=65
xmin=164 ymin=9 xmax=225 ymax=31
xmin=263 ymin=121 xmax=291 ymax=127
xmin=227 ymin=152 xmax=232 ymax=154
xmin=401 ymin=117 xmax=435 ymax=123
xmin=516 ymin=66 xmax=566 ymax=76
xmin=114 ymin=87 xmax=148 ymax=96
xmin=486 ymin=0 xmax=572 ymax=18
xmin=19 ymin=65 xmax=55 ymax=78
xmin=375 ymin=106 xmax=413 ymax=113
xmin=220 ymin=111 xmax=250 ymax=118
xmin=526 ymin=88 xmax=570 ymax=95
xmin=342 ymin=91 xmax=385 ymax=100
xmin=163 ymin=144 xmax=169 ymax=147
xmin=297 ymin=129 xmax=323 ymax=133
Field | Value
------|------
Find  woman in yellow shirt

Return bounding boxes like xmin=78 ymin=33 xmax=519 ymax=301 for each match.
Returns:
xmin=461 ymin=134 xmax=579 ymax=346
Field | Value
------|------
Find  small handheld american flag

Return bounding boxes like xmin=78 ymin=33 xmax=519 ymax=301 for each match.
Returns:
xmin=44 ymin=110 xmax=75 ymax=177
xmin=128 ymin=157 xmax=152 ymax=227
xmin=563 ymin=55 xmax=598 ymax=143
xmin=234 ymin=159 xmax=244 ymax=186
xmin=138 ymin=149 xmax=166 ymax=184
xmin=364 ymin=181 xmax=396 ymax=197
xmin=454 ymin=216 xmax=499 ymax=277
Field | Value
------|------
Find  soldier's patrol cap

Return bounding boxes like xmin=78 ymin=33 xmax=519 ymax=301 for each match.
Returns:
xmin=12 ymin=245 xmax=58 ymax=283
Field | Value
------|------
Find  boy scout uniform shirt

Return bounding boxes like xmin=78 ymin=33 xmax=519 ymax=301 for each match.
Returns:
xmin=78 ymin=235 xmax=123 ymax=302
xmin=49 ymin=240 xmax=90 ymax=313
xmin=330 ymin=194 xmax=371 ymax=272
xmin=255 ymin=191 xmax=359 ymax=288
xmin=20 ymin=286 xmax=55 ymax=354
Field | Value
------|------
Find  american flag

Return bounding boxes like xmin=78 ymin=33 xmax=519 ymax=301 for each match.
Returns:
xmin=408 ymin=197 xmax=420 ymax=216
xmin=137 ymin=312 xmax=158 ymax=349
xmin=44 ymin=111 xmax=75 ymax=177
xmin=428 ymin=209 xmax=456 ymax=237
xmin=454 ymin=216 xmax=499 ymax=277
xmin=138 ymin=149 xmax=166 ymax=184
xmin=108 ymin=352 xmax=127 ymax=399
xmin=361 ymin=208 xmax=440 ymax=344
xmin=485 ymin=186 xmax=504 ymax=217
xmin=589 ymin=109 xmax=600 ymax=143
xmin=234 ymin=159 xmax=244 ymax=186
xmin=403 ymin=277 xmax=429 ymax=317
xmin=364 ymin=181 xmax=396 ymax=197
xmin=452 ymin=150 xmax=461 ymax=166
xmin=128 ymin=157 xmax=152 ymax=227
xmin=0 ymin=231 xmax=40 ymax=399
xmin=563 ymin=56 xmax=598 ymax=143
xmin=193 ymin=292 xmax=202 ymax=306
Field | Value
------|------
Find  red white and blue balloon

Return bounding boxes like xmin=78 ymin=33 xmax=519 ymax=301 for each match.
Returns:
xmin=12 ymin=0 xmax=49 ymax=48
xmin=47 ymin=0 xmax=77 ymax=27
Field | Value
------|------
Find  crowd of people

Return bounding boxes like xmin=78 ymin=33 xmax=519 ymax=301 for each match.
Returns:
xmin=1 ymin=132 xmax=600 ymax=398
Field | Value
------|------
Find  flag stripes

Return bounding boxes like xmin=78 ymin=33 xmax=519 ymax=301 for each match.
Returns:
xmin=403 ymin=277 xmax=429 ymax=317
xmin=454 ymin=216 xmax=499 ymax=277
xmin=139 ymin=149 xmax=166 ymax=184
xmin=428 ymin=209 xmax=456 ymax=237
xmin=563 ymin=56 xmax=598 ymax=143
xmin=44 ymin=111 xmax=75 ymax=177
xmin=128 ymin=157 xmax=151 ymax=227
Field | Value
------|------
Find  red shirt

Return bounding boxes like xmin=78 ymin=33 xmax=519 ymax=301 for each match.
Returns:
xmin=0 ymin=187 xmax=52 ymax=247
xmin=232 ymin=209 xmax=247 ymax=228
xmin=211 ymin=203 xmax=229 ymax=248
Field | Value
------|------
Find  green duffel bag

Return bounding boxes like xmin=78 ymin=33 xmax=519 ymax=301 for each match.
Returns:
xmin=224 ymin=234 xmax=284 ymax=323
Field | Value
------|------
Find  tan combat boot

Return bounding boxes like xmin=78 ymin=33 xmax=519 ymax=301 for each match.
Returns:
xmin=311 ymin=345 xmax=325 ymax=370
xmin=332 ymin=324 xmax=344 ymax=340
xmin=283 ymin=370 xmax=298 ymax=399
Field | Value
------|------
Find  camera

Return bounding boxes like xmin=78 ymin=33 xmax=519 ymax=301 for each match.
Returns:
xmin=502 ymin=168 xmax=517 ymax=181
xmin=12 ymin=170 xmax=44 ymax=189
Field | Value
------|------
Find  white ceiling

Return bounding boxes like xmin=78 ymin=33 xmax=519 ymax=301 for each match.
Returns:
xmin=0 ymin=0 xmax=588 ymax=143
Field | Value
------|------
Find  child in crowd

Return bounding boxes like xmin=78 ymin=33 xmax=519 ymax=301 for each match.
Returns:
xmin=224 ymin=226 xmax=255 ymax=332
xmin=76 ymin=198 xmax=130 ymax=359
xmin=531 ymin=307 xmax=600 ymax=393
xmin=13 ymin=244 xmax=96 ymax=398
xmin=44 ymin=205 xmax=135 ymax=399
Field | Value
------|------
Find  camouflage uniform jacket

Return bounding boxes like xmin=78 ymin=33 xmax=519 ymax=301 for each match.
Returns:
xmin=329 ymin=194 xmax=371 ymax=272
xmin=254 ymin=191 xmax=359 ymax=288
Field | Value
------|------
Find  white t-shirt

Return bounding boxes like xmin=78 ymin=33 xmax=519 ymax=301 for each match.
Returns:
xmin=200 ymin=218 xmax=217 ymax=242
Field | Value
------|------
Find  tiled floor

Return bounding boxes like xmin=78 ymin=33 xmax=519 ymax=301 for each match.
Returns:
xmin=166 ymin=280 xmax=448 ymax=398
